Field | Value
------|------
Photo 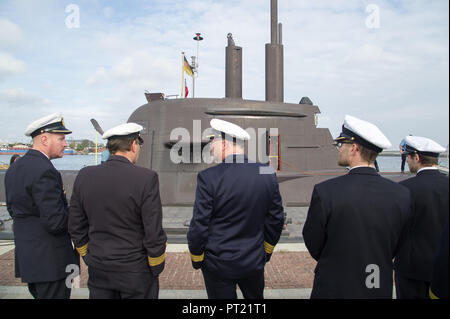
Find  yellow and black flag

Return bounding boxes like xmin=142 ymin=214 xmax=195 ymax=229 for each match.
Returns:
xmin=183 ymin=56 xmax=194 ymax=77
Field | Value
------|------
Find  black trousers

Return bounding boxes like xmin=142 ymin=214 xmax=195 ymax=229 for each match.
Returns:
xmin=201 ymin=267 xmax=265 ymax=299
xmin=28 ymin=278 xmax=71 ymax=299
xmin=401 ymin=154 xmax=407 ymax=172
xmin=87 ymin=266 xmax=159 ymax=299
xmin=395 ymin=273 xmax=430 ymax=299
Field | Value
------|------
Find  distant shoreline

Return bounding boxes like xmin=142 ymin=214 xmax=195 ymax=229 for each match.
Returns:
xmin=381 ymin=151 xmax=449 ymax=157
xmin=1 ymin=152 xmax=449 ymax=158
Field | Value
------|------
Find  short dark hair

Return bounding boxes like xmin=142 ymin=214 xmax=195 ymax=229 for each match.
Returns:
xmin=418 ymin=154 xmax=439 ymax=166
xmin=107 ymin=136 xmax=136 ymax=154
xmin=357 ymin=144 xmax=378 ymax=164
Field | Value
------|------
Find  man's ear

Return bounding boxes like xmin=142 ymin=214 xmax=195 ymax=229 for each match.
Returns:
xmin=351 ymin=143 xmax=359 ymax=153
xmin=40 ymin=134 xmax=48 ymax=146
xmin=131 ymin=140 xmax=138 ymax=153
xmin=415 ymin=153 xmax=421 ymax=163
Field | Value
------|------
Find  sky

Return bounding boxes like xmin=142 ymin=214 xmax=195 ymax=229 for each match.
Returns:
xmin=0 ymin=0 xmax=448 ymax=149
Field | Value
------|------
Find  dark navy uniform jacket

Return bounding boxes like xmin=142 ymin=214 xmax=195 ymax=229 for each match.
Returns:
xmin=187 ymin=154 xmax=284 ymax=279
xmin=303 ymin=167 xmax=411 ymax=299
xmin=430 ymin=215 xmax=449 ymax=299
xmin=68 ymin=155 xmax=167 ymax=276
xmin=4 ymin=149 xmax=79 ymax=283
xmin=394 ymin=169 xmax=449 ymax=282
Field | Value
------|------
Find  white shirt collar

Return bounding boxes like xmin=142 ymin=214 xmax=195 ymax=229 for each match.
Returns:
xmin=417 ymin=166 xmax=438 ymax=173
xmin=349 ymin=165 xmax=374 ymax=171
xmin=33 ymin=148 xmax=50 ymax=160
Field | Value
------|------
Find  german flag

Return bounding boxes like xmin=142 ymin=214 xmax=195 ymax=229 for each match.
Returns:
xmin=183 ymin=56 xmax=194 ymax=77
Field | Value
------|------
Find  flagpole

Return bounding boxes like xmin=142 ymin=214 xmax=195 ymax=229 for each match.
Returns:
xmin=193 ymin=33 xmax=203 ymax=98
xmin=181 ymin=52 xmax=185 ymax=98
xmin=192 ymin=58 xmax=195 ymax=98
xmin=194 ymin=40 xmax=199 ymax=97
xmin=95 ymin=131 xmax=98 ymax=165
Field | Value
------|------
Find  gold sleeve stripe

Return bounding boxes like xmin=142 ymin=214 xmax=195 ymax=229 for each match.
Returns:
xmin=429 ymin=288 xmax=439 ymax=299
xmin=190 ymin=252 xmax=204 ymax=262
xmin=264 ymin=241 xmax=275 ymax=254
xmin=76 ymin=243 xmax=88 ymax=257
xmin=148 ymin=253 xmax=166 ymax=267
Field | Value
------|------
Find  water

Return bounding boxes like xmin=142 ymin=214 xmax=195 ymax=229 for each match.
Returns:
xmin=1 ymin=154 xmax=449 ymax=171
xmin=377 ymin=156 xmax=448 ymax=172
xmin=0 ymin=154 xmax=101 ymax=170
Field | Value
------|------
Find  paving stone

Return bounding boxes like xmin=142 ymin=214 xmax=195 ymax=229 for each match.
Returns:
xmin=0 ymin=248 xmax=316 ymax=290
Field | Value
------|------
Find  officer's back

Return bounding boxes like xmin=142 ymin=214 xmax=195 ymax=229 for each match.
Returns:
xmin=187 ymin=119 xmax=284 ymax=299
xmin=306 ymin=170 xmax=411 ymax=298
xmin=394 ymin=136 xmax=449 ymax=299
xmin=194 ymin=155 xmax=281 ymax=278
xmin=303 ymin=115 xmax=412 ymax=299
xmin=69 ymin=123 xmax=166 ymax=299
xmin=71 ymin=155 xmax=159 ymax=271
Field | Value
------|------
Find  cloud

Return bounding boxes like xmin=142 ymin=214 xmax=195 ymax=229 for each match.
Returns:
xmin=0 ymin=51 xmax=26 ymax=81
xmin=84 ymin=39 xmax=179 ymax=92
xmin=0 ymin=88 xmax=49 ymax=108
xmin=111 ymin=51 xmax=178 ymax=91
xmin=0 ymin=18 xmax=23 ymax=50
xmin=103 ymin=6 xmax=115 ymax=19
xmin=0 ymin=88 xmax=51 ymax=143
xmin=86 ymin=67 xmax=108 ymax=87
xmin=348 ymin=43 xmax=405 ymax=64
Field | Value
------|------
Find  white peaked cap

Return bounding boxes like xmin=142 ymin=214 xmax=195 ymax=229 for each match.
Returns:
xmin=102 ymin=123 xmax=143 ymax=139
xmin=209 ymin=119 xmax=250 ymax=141
xmin=24 ymin=112 xmax=71 ymax=137
xmin=335 ymin=115 xmax=392 ymax=152
xmin=404 ymin=136 xmax=446 ymax=156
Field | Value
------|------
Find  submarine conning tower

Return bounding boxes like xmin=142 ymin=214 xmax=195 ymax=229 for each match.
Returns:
xmin=225 ymin=0 xmax=284 ymax=102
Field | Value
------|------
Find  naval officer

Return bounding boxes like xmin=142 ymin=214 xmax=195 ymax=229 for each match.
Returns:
xmin=302 ymin=115 xmax=412 ymax=299
xmin=187 ymin=119 xmax=285 ymax=299
xmin=68 ymin=123 xmax=167 ymax=299
xmin=394 ymin=136 xmax=448 ymax=299
xmin=4 ymin=113 xmax=79 ymax=299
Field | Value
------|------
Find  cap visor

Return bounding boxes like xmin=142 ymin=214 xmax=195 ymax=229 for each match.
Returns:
xmin=48 ymin=127 xmax=72 ymax=134
xmin=334 ymin=133 xmax=352 ymax=142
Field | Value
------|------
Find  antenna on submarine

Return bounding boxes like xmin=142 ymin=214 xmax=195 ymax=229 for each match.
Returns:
xmin=265 ymin=0 xmax=284 ymax=102
xmin=192 ymin=33 xmax=204 ymax=98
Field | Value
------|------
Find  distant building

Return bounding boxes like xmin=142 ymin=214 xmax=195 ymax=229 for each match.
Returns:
xmin=67 ymin=138 xmax=102 ymax=148
xmin=0 ymin=139 xmax=9 ymax=148
xmin=11 ymin=144 xmax=29 ymax=149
